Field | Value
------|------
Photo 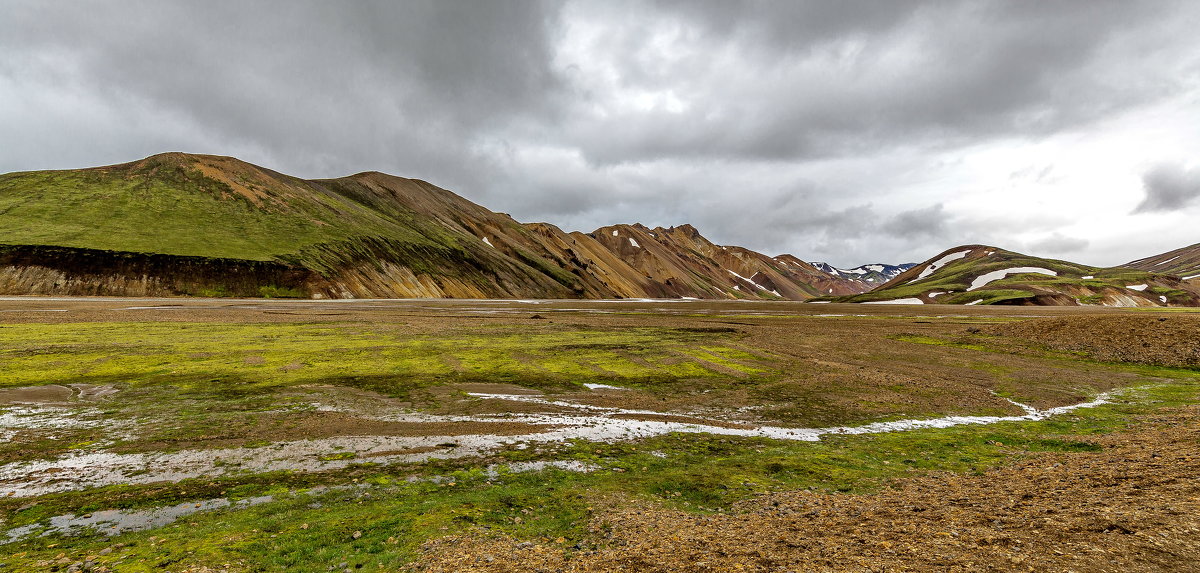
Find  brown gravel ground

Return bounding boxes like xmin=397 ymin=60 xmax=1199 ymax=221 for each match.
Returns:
xmin=410 ymin=406 xmax=1200 ymax=573
xmin=992 ymin=315 xmax=1200 ymax=368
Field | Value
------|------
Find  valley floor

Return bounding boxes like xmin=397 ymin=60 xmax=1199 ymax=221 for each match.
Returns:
xmin=0 ymin=298 xmax=1197 ymax=571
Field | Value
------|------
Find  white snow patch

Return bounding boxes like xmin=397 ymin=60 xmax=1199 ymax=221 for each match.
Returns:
xmin=965 ymin=299 xmax=983 ymax=305
xmin=727 ymin=269 xmax=766 ymax=290
xmin=862 ymin=298 xmax=925 ymax=305
xmin=927 ymin=291 xmax=946 ymax=298
xmin=481 ymin=237 xmax=493 ymax=248
xmin=1156 ymin=255 xmax=1181 ymax=266
xmin=1127 ymin=284 xmax=1148 ymax=291
xmin=1185 ymin=274 xmax=1200 ymax=280
xmin=866 ymin=265 xmax=884 ymax=272
xmin=629 ymin=238 xmax=640 ymax=248
xmin=912 ymin=250 xmax=971 ymax=282
xmin=582 ymin=383 xmax=625 ymax=391
xmin=1081 ymin=275 xmax=1094 ymax=279
xmin=807 ymin=300 xmax=831 ymax=303
xmin=967 ymin=267 xmax=1058 ymax=291
xmin=1159 ymin=295 xmax=1168 ymax=303
xmin=612 ymin=230 xmax=619 ymax=236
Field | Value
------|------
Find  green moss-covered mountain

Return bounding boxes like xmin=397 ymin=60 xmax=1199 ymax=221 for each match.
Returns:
xmin=819 ymin=245 xmax=1200 ymax=307
xmin=0 ymin=153 xmax=855 ymax=299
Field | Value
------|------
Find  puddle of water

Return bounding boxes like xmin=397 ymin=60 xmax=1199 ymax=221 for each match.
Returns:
xmin=0 ymin=389 xmax=1113 ymax=498
xmin=0 ymin=402 xmax=130 ymax=442
xmin=2 ymin=459 xmax=603 ymax=543
xmin=3 ymin=495 xmax=274 ymax=543
xmin=581 ymin=383 xmax=625 ymax=390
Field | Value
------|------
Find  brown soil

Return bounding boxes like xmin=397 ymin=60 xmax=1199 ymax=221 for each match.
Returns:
xmin=993 ymin=315 xmax=1200 ymax=368
xmin=411 ymin=406 xmax=1200 ymax=573
xmin=0 ymin=384 xmax=117 ymax=404
xmin=0 ymin=384 xmax=74 ymax=404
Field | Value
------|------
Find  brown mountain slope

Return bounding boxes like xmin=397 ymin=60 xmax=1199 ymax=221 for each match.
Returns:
xmin=0 ymin=152 xmax=863 ymax=300
xmin=1120 ymin=242 xmax=1200 ymax=282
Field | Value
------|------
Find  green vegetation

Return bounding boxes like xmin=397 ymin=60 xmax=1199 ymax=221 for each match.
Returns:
xmin=4 ymin=372 xmax=1197 ymax=571
xmin=0 ymin=322 xmax=768 ymax=397
xmin=0 ymin=158 xmax=390 ymax=260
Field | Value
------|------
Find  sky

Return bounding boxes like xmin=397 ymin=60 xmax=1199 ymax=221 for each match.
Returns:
xmin=2 ymin=1 xmax=1199 ymax=268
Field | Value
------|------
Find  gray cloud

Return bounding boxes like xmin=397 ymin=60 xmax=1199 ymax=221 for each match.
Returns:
xmin=1029 ymin=233 xmax=1090 ymax=254
xmin=1133 ymin=164 xmax=1200 ymax=213
xmin=556 ymin=0 xmax=1186 ymax=166
xmin=0 ymin=0 xmax=567 ymax=190
xmin=882 ymin=204 xmax=950 ymax=239
xmin=1 ymin=0 xmax=1199 ymax=268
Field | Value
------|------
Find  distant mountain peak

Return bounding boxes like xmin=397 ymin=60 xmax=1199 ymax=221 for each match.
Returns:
xmin=808 ymin=261 xmax=917 ymax=289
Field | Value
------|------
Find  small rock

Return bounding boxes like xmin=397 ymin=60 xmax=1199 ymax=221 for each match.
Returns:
xmin=352 ymin=531 xmax=362 ymax=539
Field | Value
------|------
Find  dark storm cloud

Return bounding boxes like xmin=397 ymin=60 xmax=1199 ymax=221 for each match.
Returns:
xmin=0 ymin=0 xmax=566 ymax=189
xmin=882 ymin=204 xmax=949 ymax=239
xmin=558 ymin=0 xmax=1184 ymax=166
xmin=2 ymin=0 xmax=1198 ymax=267
xmin=1133 ymin=164 xmax=1200 ymax=213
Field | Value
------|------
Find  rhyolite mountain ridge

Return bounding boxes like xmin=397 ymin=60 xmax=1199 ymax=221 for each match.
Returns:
xmin=3 ymin=153 xmax=1198 ymax=305
xmin=0 ymin=152 xmax=866 ymax=300
xmin=818 ymin=245 xmax=1200 ymax=307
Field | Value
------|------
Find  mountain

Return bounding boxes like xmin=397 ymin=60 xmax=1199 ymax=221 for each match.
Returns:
xmin=820 ymin=245 xmax=1200 ymax=307
xmin=808 ymin=261 xmax=917 ymax=292
xmin=1120 ymin=243 xmax=1200 ymax=281
xmin=0 ymin=152 xmax=862 ymax=299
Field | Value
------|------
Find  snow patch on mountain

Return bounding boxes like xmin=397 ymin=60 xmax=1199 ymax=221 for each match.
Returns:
xmin=913 ymin=250 xmax=971 ymax=282
xmin=807 ymin=261 xmax=916 ymax=286
xmin=967 ymin=267 xmax=1058 ymax=291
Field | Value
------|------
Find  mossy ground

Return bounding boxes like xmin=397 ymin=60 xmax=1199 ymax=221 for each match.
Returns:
xmin=0 ymin=300 xmax=1195 ymax=571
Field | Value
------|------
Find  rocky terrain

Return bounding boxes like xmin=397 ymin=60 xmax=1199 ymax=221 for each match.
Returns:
xmin=413 ymin=404 xmax=1200 ymax=573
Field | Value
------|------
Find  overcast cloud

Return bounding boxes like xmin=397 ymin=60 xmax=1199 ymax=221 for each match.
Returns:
xmin=1134 ymin=164 xmax=1200 ymax=213
xmin=2 ymin=0 xmax=1199 ymax=266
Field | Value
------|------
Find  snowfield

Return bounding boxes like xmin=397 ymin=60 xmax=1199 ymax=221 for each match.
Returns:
xmin=912 ymin=250 xmax=971 ymax=282
xmin=967 ymin=267 xmax=1058 ymax=291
